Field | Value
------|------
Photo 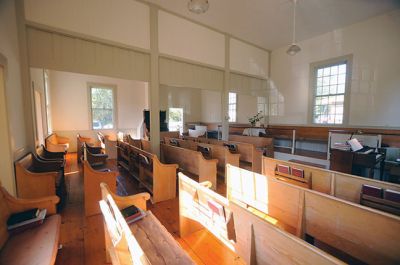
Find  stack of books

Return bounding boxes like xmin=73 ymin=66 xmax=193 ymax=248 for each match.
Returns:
xmin=7 ymin=208 xmax=47 ymax=233
xmin=121 ymin=205 xmax=146 ymax=224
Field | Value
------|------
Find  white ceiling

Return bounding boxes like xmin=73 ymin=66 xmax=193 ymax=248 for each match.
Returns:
xmin=145 ymin=0 xmax=400 ymax=50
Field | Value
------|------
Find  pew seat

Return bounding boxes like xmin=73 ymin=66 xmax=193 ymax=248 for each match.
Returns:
xmin=37 ymin=145 xmax=65 ymax=161
xmin=100 ymin=183 xmax=194 ymax=264
xmin=15 ymin=153 xmax=67 ymax=207
xmin=0 ymin=184 xmax=60 ymax=265
xmin=45 ymin=133 xmax=70 ymax=153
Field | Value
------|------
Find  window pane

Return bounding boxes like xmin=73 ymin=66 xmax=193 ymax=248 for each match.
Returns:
xmin=323 ymin=76 xmax=330 ymax=86
xmin=330 ymin=76 xmax=337 ymax=85
xmin=336 ymin=105 xmax=344 ymax=114
xmin=336 ymin=95 xmax=344 ymax=103
xmin=317 ymin=69 xmax=323 ymax=77
xmin=92 ymin=109 xmax=113 ymax=129
xmin=330 ymin=66 xmax=338 ymax=75
xmin=337 ymin=84 xmax=345 ymax=94
xmin=316 ymin=87 xmax=323 ymax=96
xmin=329 ymin=85 xmax=337 ymax=94
xmin=339 ymin=64 xmax=346 ymax=74
xmin=323 ymin=67 xmax=330 ymax=76
xmin=317 ymin=77 xmax=322 ymax=87
xmin=91 ymin=88 xmax=113 ymax=109
xmin=338 ymin=74 xmax=346 ymax=84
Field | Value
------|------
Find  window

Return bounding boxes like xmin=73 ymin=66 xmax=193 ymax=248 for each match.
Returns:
xmin=89 ymin=85 xmax=116 ymax=129
xmin=168 ymin=108 xmax=184 ymax=133
xmin=312 ymin=58 xmax=350 ymax=125
xmin=257 ymin=96 xmax=268 ymax=123
xmin=228 ymin=92 xmax=237 ymax=122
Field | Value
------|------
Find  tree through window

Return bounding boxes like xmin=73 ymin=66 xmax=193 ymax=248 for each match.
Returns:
xmin=90 ymin=86 xmax=115 ymax=129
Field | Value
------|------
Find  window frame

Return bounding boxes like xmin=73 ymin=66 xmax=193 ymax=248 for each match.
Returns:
xmin=228 ymin=92 xmax=237 ymax=123
xmin=308 ymin=55 xmax=353 ymax=126
xmin=87 ymin=83 xmax=118 ymax=130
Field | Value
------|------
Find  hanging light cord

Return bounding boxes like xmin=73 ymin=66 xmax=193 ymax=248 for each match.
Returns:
xmin=292 ymin=0 xmax=297 ymax=44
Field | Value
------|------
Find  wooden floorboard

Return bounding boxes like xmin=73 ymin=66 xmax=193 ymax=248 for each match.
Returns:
xmin=55 ymin=153 xmax=243 ymax=265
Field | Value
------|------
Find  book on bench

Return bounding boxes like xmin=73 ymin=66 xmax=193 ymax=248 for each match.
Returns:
xmin=121 ymin=205 xmax=146 ymax=224
xmin=7 ymin=209 xmax=47 ymax=232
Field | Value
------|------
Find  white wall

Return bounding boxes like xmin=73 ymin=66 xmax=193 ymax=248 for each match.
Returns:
xmin=201 ymin=90 xmax=222 ymax=123
xmin=24 ymin=0 xmax=150 ymax=49
xmin=230 ymin=38 xmax=269 ymax=78
xmin=48 ymin=70 xmax=148 ymax=147
xmin=237 ymin=94 xmax=258 ymax=124
xmin=270 ymin=10 xmax=400 ymax=127
xmin=158 ymin=10 xmax=225 ymax=68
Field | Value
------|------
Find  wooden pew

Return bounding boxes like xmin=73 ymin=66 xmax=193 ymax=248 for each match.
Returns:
xmin=198 ymin=138 xmax=263 ymax=173
xmin=15 ymin=153 xmax=67 ymax=207
xmin=0 ymin=182 xmax=61 ymax=265
xmin=45 ymin=133 xmax=70 ymax=153
xmin=226 ymin=164 xmax=400 ymax=264
xmin=97 ymin=132 xmax=117 ymax=159
xmin=127 ymin=135 xmax=152 ymax=152
xmin=229 ymin=134 xmax=274 ymax=158
xmin=83 ymin=160 xmax=118 ymax=216
xmin=262 ymin=157 xmax=400 ymax=212
xmin=161 ymin=143 xmax=218 ymax=189
xmin=164 ymin=137 xmax=240 ymax=180
xmin=117 ymin=141 xmax=178 ymax=203
xmin=178 ymin=173 xmax=343 ymax=265
xmin=160 ymin=130 xmax=180 ymax=139
xmin=100 ymin=182 xmax=194 ymax=265
xmin=84 ymin=143 xmax=108 ymax=167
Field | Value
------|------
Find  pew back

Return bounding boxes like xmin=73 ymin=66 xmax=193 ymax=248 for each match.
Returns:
xmin=262 ymin=156 xmax=400 ymax=204
xmin=230 ymin=202 xmax=344 ymax=265
xmin=227 ymin=164 xmax=400 ymax=264
xmin=161 ymin=144 xmax=217 ymax=189
xmin=228 ymin=134 xmax=274 ymax=157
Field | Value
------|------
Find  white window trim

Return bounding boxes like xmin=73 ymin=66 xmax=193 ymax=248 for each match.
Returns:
xmin=87 ymin=83 xmax=118 ymax=130
xmin=308 ymin=54 xmax=353 ymax=126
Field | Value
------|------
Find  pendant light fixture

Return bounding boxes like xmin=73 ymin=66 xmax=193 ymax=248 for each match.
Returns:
xmin=287 ymin=0 xmax=301 ymax=56
xmin=188 ymin=0 xmax=209 ymax=14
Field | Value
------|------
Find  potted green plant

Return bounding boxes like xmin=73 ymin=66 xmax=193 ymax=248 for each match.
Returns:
xmin=248 ymin=111 xmax=263 ymax=127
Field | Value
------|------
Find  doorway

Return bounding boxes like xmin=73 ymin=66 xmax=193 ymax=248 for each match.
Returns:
xmin=0 ymin=64 xmax=16 ymax=194
xmin=168 ymin=108 xmax=184 ymax=133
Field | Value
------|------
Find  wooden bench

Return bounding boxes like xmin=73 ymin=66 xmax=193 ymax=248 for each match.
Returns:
xmin=15 ymin=153 xmax=66 ymax=207
xmin=127 ymin=135 xmax=152 ymax=152
xmin=228 ymin=134 xmax=274 ymax=158
xmin=84 ymin=143 xmax=108 ymax=167
xmin=97 ymin=132 xmax=117 ymax=160
xmin=77 ymin=134 xmax=97 ymax=163
xmin=45 ymin=133 xmax=70 ymax=153
xmin=164 ymin=137 xmax=240 ymax=180
xmin=262 ymin=157 xmax=400 ymax=214
xmin=178 ymin=173 xmax=343 ymax=265
xmin=161 ymin=143 xmax=218 ymax=189
xmin=197 ymin=138 xmax=263 ymax=173
xmin=99 ymin=182 xmax=194 ymax=265
xmin=227 ymin=164 xmax=400 ymax=264
xmin=36 ymin=145 xmax=65 ymax=161
xmin=83 ymin=160 xmax=118 ymax=216
xmin=117 ymin=141 xmax=178 ymax=203
xmin=0 ymin=182 xmax=61 ymax=265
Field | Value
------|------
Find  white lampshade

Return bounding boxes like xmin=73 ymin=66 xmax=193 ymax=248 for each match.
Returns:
xmin=188 ymin=0 xmax=209 ymax=14
xmin=286 ymin=43 xmax=301 ymax=56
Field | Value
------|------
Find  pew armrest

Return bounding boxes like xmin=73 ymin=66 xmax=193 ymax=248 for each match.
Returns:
xmin=199 ymin=181 xmax=212 ymax=189
xmin=100 ymin=182 xmax=150 ymax=211
xmin=3 ymin=187 xmax=59 ymax=215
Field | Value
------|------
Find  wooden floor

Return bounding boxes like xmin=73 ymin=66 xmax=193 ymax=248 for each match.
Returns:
xmin=55 ymin=153 xmax=244 ymax=265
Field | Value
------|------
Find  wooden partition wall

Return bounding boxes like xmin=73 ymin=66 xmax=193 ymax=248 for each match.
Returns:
xmin=262 ymin=157 xmax=400 ymax=204
xmin=227 ymin=165 xmax=400 ymax=264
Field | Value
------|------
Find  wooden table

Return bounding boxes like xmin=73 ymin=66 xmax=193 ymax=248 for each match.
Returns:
xmin=129 ymin=212 xmax=194 ymax=265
